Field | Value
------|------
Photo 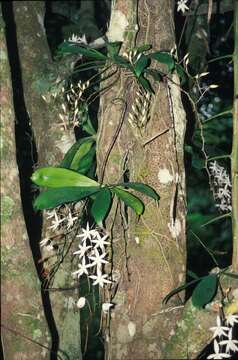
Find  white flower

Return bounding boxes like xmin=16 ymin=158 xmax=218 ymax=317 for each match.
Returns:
xmin=177 ymin=0 xmax=189 ymax=14
xmin=76 ymin=222 xmax=98 ymax=242
xmin=210 ymin=316 xmax=230 ymax=338
xmin=45 ymin=209 xmax=57 ymax=219
xmin=89 ymin=248 xmax=109 ymax=269
xmin=73 ymin=242 xmax=92 ymax=258
xmin=68 ymin=33 xmax=87 ymax=45
xmin=76 ymin=297 xmax=86 ymax=309
xmin=102 ymin=302 xmax=113 ymax=314
xmin=72 ymin=257 xmax=90 ymax=278
xmin=89 ymin=270 xmax=112 ymax=288
xmin=207 ymin=340 xmax=231 ymax=359
xmin=219 ymin=328 xmax=238 ymax=353
xmin=209 ymin=161 xmax=232 ymax=213
xmin=226 ymin=314 xmax=238 ymax=327
xmin=66 ymin=211 xmax=78 ymax=229
xmin=48 ymin=212 xmax=64 ymax=231
xmin=91 ymin=234 xmax=110 ymax=250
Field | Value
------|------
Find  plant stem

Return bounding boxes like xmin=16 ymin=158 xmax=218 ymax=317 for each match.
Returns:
xmin=232 ymin=0 xmax=238 ymax=271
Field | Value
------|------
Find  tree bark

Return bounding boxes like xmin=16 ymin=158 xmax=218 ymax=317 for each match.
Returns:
xmin=1 ymin=9 xmax=49 ymax=359
xmin=231 ymin=0 xmax=238 ymax=272
xmin=96 ymin=1 xmax=187 ymax=358
xmin=2 ymin=2 xmax=82 ymax=359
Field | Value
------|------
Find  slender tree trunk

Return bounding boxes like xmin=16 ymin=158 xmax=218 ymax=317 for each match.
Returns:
xmin=2 ymin=2 xmax=82 ymax=359
xmin=1 ymin=9 xmax=49 ymax=359
xmin=232 ymin=0 xmax=238 ymax=271
xmin=97 ymin=1 xmax=187 ymax=358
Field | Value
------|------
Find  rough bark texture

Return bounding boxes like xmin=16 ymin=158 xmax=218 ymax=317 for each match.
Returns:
xmin=1 ymin=10 xmax=49 ymax=359
xmin=96 ymin=1 xmax=187 ymax=358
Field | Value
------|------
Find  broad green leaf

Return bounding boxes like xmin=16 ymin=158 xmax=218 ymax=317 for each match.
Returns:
xmin=107 ymin=42 xmax=122 ymax=57
xmin=31 ymin=167 xmax=99 ymax=188
xmin=162 ymin=278 xmax=201 ymax=304
xmin=134 ymin=55 xmax=150 ymax=78
xmin=60 ymin=137 xmax=94 ymax=169
xmin=76 ymin=146 xmax=96 ymax=174
xmin=70 ymin=139 xmax=94 ymax=170
xmin=149 ymin=52 xmax=175 ymax=72
xmin=120 ymin=182 xmax=160 ymax=201
xmin=138 ymin=75 xmax=154 ymax=93
xmin=192 ymin=275 xmax=218 ymax=309
xmin=34 ymin=186 xmax=100 ymax=210
xmin=112 ymin=187 xmax=144 ymax=216
xmin=91 ymin=187 xmax=112 ymax=225
xmin=58 ymin=42 xmax=107 ymax=61
xmin=175 ymin=64 xmax=187 ymax=85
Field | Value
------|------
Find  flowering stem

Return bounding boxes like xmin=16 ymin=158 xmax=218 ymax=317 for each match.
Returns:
xmin=232 ymin=0 xmax=238 ymax=271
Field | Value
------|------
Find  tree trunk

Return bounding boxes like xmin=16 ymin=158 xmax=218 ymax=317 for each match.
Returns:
xmin=96 ymin=1 xmax=187 ymax=358
xmin=2 ymin=2 xmax=82 ymax=359
xmin=1 ymin=8 xmax=49 ymax=359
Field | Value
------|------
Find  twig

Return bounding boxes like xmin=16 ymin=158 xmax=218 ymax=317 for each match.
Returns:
xmin=143 ymin=127 xmax=170 ymax=146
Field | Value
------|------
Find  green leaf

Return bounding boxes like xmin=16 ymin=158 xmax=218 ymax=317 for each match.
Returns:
xmin=134 ymin=55 xmax=150 ymax=78
xmin=60 ymin=137 xmax=94 ymax=169
xmin=106 ymin=42 xmax=122 ymax=57
xmin=138 ymin=75 xmax=154 ymax=93
xmin=91 ymin=187 xmax=112 ymax=225
xmin=120 ymin=182 xmax=160 ymax=201
xmin=70 ymin=139 xmax=94 ymax=170
xmin=192 ymin=275 xmax=218 ymax=309
xmin=82 ymin=116 xmax=96 ymax=135
xmin=163 ymin=278 xmax=201 ymax=304
xmin=34 ymin=186 xmax=100 ymax=210
xmin=149 ymin=52 xmax=175 ymax=72
xmin=58 ymin=42 xmax=107 ymax=61
xmin=76 ymin=146 xmax=96 ymax=174
xmin=112 ymin=187 xmax=144 ymax=216
xmin=31 ymin=167 xmax=99 ymax=188
xmin=175 ymin=64 xmax=187 ymax=85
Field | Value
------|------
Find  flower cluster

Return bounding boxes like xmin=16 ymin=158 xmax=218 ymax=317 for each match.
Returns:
xmin=209 ymin=161 xmax=232 ymax=213
xmin=208 ymin=315 xmax=238 ymax=359
xmin=40 ymin=206 xmax=79 ymax=252
xmin=57 ymin=81 xmax=90 ymax=130
xmin=72 ymin=223 xmax=112 ymax=288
